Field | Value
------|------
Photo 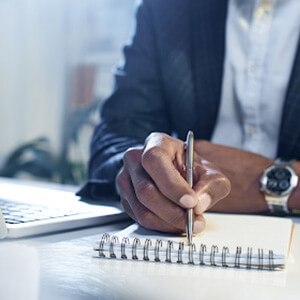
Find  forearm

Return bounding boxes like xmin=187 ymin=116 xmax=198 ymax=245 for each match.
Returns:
xmin=209 ymin=174 xmax=269 ymax=214
xmin=198 ymin=140 xmax=300 ymax=214
xmin=89 ymin=122 xmax=144 ymax=183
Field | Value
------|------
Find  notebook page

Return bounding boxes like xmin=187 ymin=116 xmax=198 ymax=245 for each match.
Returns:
xmin=116 ymin=213 xmax=293 ymax=259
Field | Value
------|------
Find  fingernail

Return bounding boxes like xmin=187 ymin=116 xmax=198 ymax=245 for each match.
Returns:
xmin=198 ymin=193 xmax=211 ymax=212
xmin=179 ymin=194 xmax=195 ymax=208
xmin=194 ymin=220 xmax=205 ymax=233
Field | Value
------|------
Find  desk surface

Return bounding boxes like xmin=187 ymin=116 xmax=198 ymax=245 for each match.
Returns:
xmin=1 ymin=183 xmax=300 ymax=300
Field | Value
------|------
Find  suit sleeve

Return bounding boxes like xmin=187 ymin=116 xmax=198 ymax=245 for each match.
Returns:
xmin=77 ymin=0 xmax=172 ymax=200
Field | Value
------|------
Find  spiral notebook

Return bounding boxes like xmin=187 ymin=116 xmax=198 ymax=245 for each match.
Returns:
xmin=93 ymin=213 xmax=293 ymax=271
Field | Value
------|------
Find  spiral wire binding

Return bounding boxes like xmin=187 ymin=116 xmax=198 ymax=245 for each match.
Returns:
xmin=109 ymin=236 xmax=119 ymax=258
xmin=222 ymin=247 xmax=229 ymax=268
xmin=154 ymin=240 xmax=163 ymax=262
xmin=132 ymin=238 xmax=141 ymax=260
xmin=177 ymin=242 xmax=184 ymax=263
xmin=121 ymin=237 xmax=130 ymax=259
xmin=144 ymin=239 xmax=152 ymax=261
xmin=99 ymin=233 xmax=110 ymax=258
xmin=165 ymin=241 xmax=173 ymax=263
xmin=269 ymin=250 xmax=274 ymax=271
xmin=188 ymin=244 xmax=196 ymax=264
xmin=258 ymin=248 xmax=263 ymax=270
xmin=247 ymin=247 xmax=253 ymax=269
xmin=97 ymin=235 xmax=278 ymax=270
xmin=199 ymin=244 xmax=206 ymax=265
xmin=234 ymin=246 xmax=242 ymax=268
xmin=210 ymin=245 xmax=218 ymax=266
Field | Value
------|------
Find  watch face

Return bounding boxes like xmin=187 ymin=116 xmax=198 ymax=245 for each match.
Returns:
xmin=266 ymin=167 xmax=291 ymax=194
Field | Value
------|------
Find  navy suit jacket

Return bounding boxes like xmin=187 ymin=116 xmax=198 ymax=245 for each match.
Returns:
xmin=78 ymin=0 xmax=300 ymax=200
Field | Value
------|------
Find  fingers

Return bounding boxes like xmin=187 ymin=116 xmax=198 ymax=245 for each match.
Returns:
xmin=129 ymin=160 xmax=186 ymax=231
xmin=192 ymin=158 xmax=231 ymax=213
xmin=117 ymin=148 xmax=189 ymax=233
xmin=193 ymin=214 xmax=206 ymax=233
xmin=142 ymin=133 xmax=198 ymax=208
xmin=142 ymin=133 xmax=230 ymax=214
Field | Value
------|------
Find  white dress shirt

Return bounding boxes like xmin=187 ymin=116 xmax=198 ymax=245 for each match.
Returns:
xmin=211 ymin=0 xmax=300 ymax=158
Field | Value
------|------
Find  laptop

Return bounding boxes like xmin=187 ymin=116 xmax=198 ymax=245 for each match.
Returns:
xmin=0 ymin=177 xmax=127 ymax=239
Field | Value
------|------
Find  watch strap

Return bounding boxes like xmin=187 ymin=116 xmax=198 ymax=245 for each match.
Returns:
xmin=264 ymin=194 xmax=290 ymax=215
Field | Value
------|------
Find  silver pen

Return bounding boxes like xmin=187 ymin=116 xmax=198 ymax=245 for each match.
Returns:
xmin=185 ymin=130 xmax=194 ymax=245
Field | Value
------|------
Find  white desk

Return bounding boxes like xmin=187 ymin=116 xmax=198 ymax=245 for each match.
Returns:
xmin=1 ymin=200 xmax=300 ymax=299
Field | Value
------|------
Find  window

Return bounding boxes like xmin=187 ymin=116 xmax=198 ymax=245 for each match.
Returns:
xmin=0 ymin=0 xmax=135 ymax=185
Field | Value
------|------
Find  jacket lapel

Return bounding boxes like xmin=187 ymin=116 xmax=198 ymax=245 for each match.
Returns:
xmin=278 ymin=37 xmax=300 ymax=159
xmin=190 ymin=0 xmax=228 ymax=139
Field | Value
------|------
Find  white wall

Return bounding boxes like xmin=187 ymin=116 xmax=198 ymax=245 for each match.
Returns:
xmin=0 ymin=0 xmax=135 ymax=168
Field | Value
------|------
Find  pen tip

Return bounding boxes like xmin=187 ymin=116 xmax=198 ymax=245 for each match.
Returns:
xmin=186 ymin=233 xmax=193 ymax=246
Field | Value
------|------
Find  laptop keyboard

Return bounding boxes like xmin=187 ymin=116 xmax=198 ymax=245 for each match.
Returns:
xmin=0 ymin=198 xmax=81 ymax=224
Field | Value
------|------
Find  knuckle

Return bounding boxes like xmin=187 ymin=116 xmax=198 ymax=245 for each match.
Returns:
xmin=121 ymin=200 xmax=137 ymax=223
xmin=167 ymin=208 xmax=185 ymax=228
xmin=145 ymin=132 xmax=166 ymax=143
xmin=135 ymin=180 xmax=155 ymax=202
xmin=120 ymin=197 xmax=131 ymax=214
xmin=116 ymin=169 xmax=128 ymax=190
xmin=135 ymin=208 xmax=152 ymax=228
xmin=217 ymin=176 xmax=231 ymax=195
xmin=120 ymin=197 xmax=126 ymax=209
xmin=123 ymin=147 xmax=142 ymax=166
xmin=211 ymin=175 xmax=231 ymax=200
xmin=142 ymin=146 xmax=165 ymax=169
xmin=145 ymin=132 xmax=156 ymax=142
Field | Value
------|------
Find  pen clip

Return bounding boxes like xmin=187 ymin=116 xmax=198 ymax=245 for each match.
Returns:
xmin=186 ymin=131 xmax=194 ymax=187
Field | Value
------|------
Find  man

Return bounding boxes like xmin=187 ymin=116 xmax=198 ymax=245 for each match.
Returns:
xmin=79 ymin=0 xmax=300 ymax=233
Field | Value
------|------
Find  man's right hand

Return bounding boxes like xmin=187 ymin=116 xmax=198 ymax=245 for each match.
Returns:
xmin=116 ymin=132 xmax=230 ymax=233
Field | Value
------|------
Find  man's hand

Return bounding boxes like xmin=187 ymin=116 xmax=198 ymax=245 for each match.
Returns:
xmin=116 ymin=133 xmax=230 ymax=233
xmin=194 ymin=140 xmax=273 ymax=213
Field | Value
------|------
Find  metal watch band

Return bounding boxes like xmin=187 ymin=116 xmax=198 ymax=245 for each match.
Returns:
xmin=264 ymin=194 xmax=290 ymax=215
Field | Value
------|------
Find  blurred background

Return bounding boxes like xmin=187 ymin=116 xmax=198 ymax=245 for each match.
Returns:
xmin=0 ymin=0 xmax=135 ymax=186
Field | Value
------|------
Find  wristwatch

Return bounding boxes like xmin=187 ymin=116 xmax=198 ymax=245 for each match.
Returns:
xmin=260 ymin=159 xmax=298 ymax=215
